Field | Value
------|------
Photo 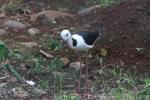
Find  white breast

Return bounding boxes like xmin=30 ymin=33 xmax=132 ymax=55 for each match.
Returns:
xmin=72 ymin=34 xmax=93 ymax=51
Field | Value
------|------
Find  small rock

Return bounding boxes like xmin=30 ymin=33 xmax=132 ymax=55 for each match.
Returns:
xmin=27 ymin=28 xmax=40 ymax=36
xmin=36 ymin=14 xmax=56 ymax=26
xmin=70 ymin=61 xmax=83 ymax=71
xmin=0 ymin=29 xmax=7 ymax=36
xmin=30 ymin=10 xmax=74 ymax=25
xmin=60 ymin=57 xmax=70 ymax=66
xmin=3 ymin=20 xmax=26 ymax=30
xmin=19 ymin=42 xmax=38 ymax=48
xmin=0 ymin=13 xmax=5 ymax=18
xmin=78 ymin=5 xmax=101 ymax=16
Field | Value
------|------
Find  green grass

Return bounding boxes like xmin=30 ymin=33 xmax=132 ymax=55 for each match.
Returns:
xmin=86 ymin=0 xmax=120 ymax=8
xmin=47 ymin=37 xmax=61 ymax=51
xmin=38 ymin=80 xmax=49 ymax=89
xmin=55 ymin=94 xmax=79 ymax=100
xmin=0 ymin=42 xmax=9 ymax=62
xmin=100 ymin=0 xmax=119 ymax=7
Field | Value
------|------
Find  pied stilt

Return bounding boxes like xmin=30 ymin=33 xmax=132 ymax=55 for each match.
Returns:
xmin=60 ymin=29 xmax=100 ymax=91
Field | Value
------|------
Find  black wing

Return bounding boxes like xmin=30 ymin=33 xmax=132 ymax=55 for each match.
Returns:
xmin=72 ymin=37 xmax=77 ymax=47
xmin=77 ymin=31 xmax=99 ymax=45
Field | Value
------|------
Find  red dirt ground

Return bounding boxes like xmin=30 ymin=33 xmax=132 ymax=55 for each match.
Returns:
xmin=80 ymin=0 xmax=150 ymax=72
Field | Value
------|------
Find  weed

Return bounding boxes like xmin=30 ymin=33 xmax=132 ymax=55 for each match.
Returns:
xmin=47 ymin=37 xmax=61 ymax=51
xmin=112 ymin=87 xmax=150 ymax=100
xmin=9 ymin=49 xmax=24 ymax=61
xmin=53 ymin=72 xmax=65 ymax=93
xmin=38 ymin=80 xmax=49 ymax=89
xmin=0 ymin=42 xmax=9 ymax=62
xmin=86 ymin=0 xmax=120 ymax=8
xmin=48 ymin=59 xmax=64 ymax=71
xmin=144 ymin=79 xmax=150 ymax=86
xmin=100 ymin=0 xmax=119 ymax=7
xmin=138 ymin=78 xmax=150 ymax=96
xmin=2 ymin=64 xmax=23 ymax=82
xmin=0 ymin=41 xmax=24 ymax=82
xmin=1 ymin=0 xmax=23 ymax=14
xmin=31 ymin=56 xmax=46 ymax=74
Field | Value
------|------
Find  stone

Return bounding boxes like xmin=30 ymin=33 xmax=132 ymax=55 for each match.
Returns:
xmin=70 ymin=61 xmax=83 ymax=71
xmin=78 ymin=5 xmax=101 ymax=16
xmin=3 ymin=20 xmax=26 ymax=30
xmin=30 ymin=10 xmax=74 ymax=25
xmin=19 ymin=42 xmax=38 ymax=48
xmin=0 ymin=13 xmax=5 ymax=18
xmin=60 ymin=57 xmax=70 ymax=66
xmin=27 ymin=28 xmax=40 ymax=36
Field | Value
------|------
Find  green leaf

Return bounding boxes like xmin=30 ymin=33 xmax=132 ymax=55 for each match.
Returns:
xmin=48 ymin=61 xmax=58 ymax=70
xmin=48 ymin=59 xmax=63 ymax=70
xmin=9 ymin=49 xmax=24 ymax=61
xmin=47 ymin=38 xmax=61 ymax=51
xmin=0 ymin=42 xmax=9 ymax=61
xmin=32 ymin=57 xmax=45 ymax=73
xmin=3 ymin=64 xmax=23 ymax=81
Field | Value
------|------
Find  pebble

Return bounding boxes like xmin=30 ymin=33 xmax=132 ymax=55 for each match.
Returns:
xmin=60 ymin=57 xmax=70 ymax=66
xmin=3 ymin=20 xmax=26 ymax=30
xmin=69 ymin=61 xmax=83 ymax=71
xmin=27 ymin=28 xmax=40 ymax=36
xmin=78 ymin=5 xmax=101 ymax=16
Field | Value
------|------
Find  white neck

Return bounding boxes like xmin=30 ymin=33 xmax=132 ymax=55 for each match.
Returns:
xmin=66 ymin=33 xmax=74 ymax=48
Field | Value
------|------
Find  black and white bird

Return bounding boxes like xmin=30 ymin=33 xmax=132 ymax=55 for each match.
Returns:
xmin=60 ymin=29 xmax=100 ymax=92
xmin=60 ymin=29 xmax=100 ymax=51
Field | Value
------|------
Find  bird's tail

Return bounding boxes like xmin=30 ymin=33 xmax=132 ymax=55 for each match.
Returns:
xmin=95 ymin=26 xmax=103 ymax=36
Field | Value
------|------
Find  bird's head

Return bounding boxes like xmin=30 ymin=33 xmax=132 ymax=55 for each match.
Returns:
xmin=60 ymin=29 xmax=71 ymax=41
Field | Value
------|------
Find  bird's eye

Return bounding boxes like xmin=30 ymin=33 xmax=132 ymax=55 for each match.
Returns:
xmin=65 ymin=34 xmax=68 ymax=36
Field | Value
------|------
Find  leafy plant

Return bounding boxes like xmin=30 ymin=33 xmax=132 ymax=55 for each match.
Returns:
xmin=47 ymin=37 xmax=61 ymax=51
xmin=2 ymin=64 xmax=23 ymax=82
xmin=138 ymin=79 xmax=150 ymax=96
xmin=9 ymin=49 xmax=24 ymax=61
xmin=0 ymin=42 xmax=9 ymax=62
xmin=48 ymin=59 xmax=64 ymax=71
xmin=53 ymin=72 xmax=65 ymax=93
xmin=38 ymin=80 xmax=49 ymax=89
xmin=31 ymin=57 xmax=46 ymax=73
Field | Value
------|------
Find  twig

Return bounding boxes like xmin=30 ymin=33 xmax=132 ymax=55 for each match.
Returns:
xmin=40 ymin=49 xmax=53 ymax=58
xmin=0 ymin=76 xmax=10 ymax=80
